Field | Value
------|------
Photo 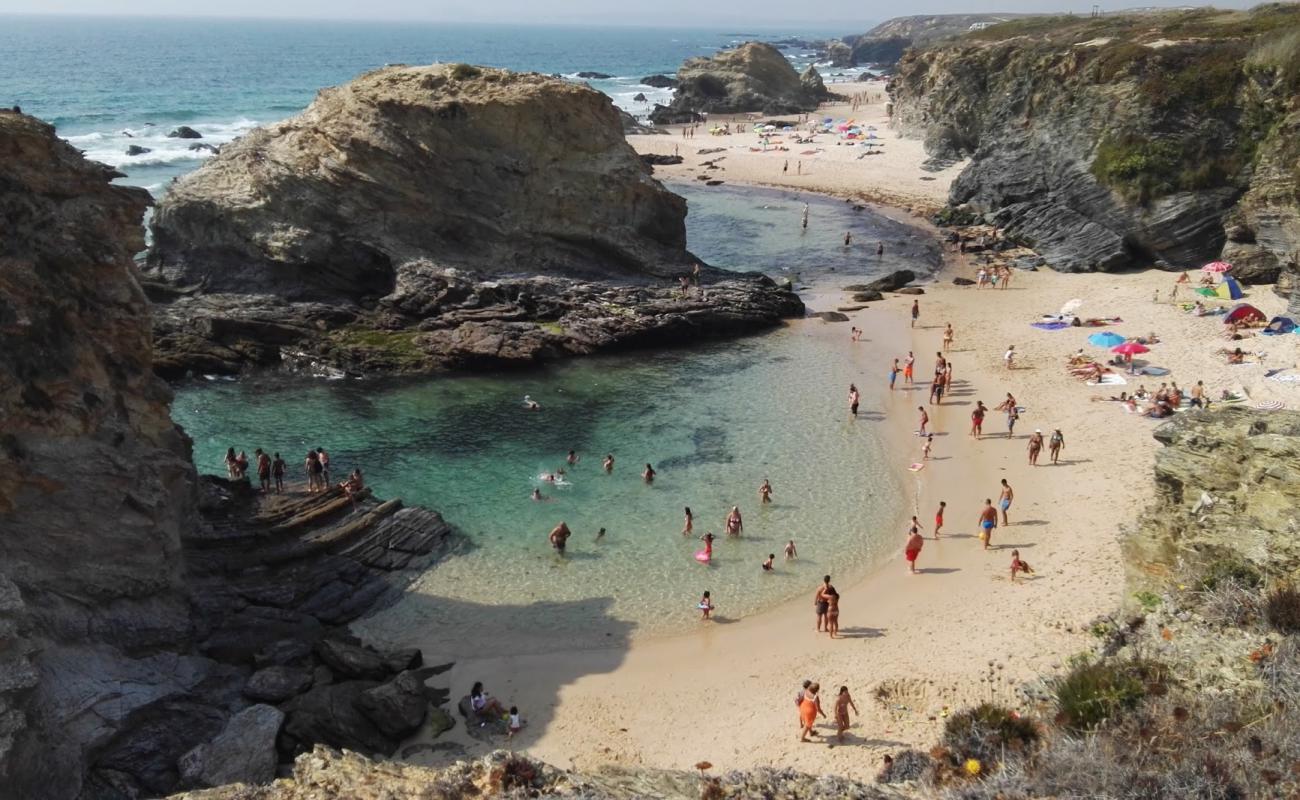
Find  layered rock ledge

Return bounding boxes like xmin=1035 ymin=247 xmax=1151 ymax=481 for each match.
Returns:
xmin=144 ymin=64 xmax=802 ymax=378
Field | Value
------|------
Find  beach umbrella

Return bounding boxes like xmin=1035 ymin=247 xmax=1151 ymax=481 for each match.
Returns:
xmin=1088 ymin=331 xmax=1125 ymax=347
xmin=1224 ymin=303 xmax=1266 ymax=324
xmin=1202 ymin=261 xmax=1232 ymax=273
xmin=1112 ymin=342 xmax=1150 ymax=356
xmin=1060 ymin=298 xmax=1084 ymax=316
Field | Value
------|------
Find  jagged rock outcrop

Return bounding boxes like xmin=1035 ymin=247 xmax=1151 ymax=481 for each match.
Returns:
xmin=1125 ymin=408 xmax=1300 ymax=582
xmin=166 ymin=745 xmax=903 ymax=800
xmin=649 ymin=42 xmax=835 ymax=124
xmin=0 ymin=110 xmax=463 ymax=799
xmin=639 ymin=74 xmax=677 ymax=89
xmin=144 ymin=64 xmax=801 ymax=378
xmin=891 ymin=6 xmax=1300 ymax=279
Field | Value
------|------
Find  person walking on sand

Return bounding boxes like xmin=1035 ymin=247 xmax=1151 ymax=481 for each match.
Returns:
xmin=917 ymin=406 xmax=929 ymax=436
xmin=998 ymin=479 xmax=1014 ymax=526
xmin=971 ymin=401 xmax=986 ymax=438
xmin=835 ymin=686 xmax=859 ymax=742
xmin=1010 ymin=549 xmax=1034 ymax=582
xmin=905 ymin=525 xmax=925 ymax=574
xmin=903 ymin=351 xmax=915 ymax=384
xmin=1006 ymin=404 xmax=1019 ymax=438
xmin=943 ymin=323 xmax=954 ymax=351
xmin=934 ymin=501 xmax=946 ymax=538
xmin=795 ymin=680 xmax=813 ymax=731
xmin=910 ymin=299 xmax=920 ymax=328
xmin=1004 ymin=345 xmax=1016 ymax=370
xmin=978 ymin=499 xmax=997 ymax=550
xmin=889 ymin=358 xmax=900 ymax=391
xmin=682 ymin=506 xmax=694 ymax=536
xmin=759 ymin=479 xmax=774 ymax=504
xmin=783 ymin=159 xmax=789 ymax=174
xmin=1028 ymin=429 xmax=1044 ymax=465
xmin=799 ymin=682 xmax=825 ymax=742
xmin=1049 ymin=428 xmax=1065 ymax=464
xmin=785 ymin=539 xmax=798 ymax=560
xmin=922 ymin=433 xmax=933 ymax=460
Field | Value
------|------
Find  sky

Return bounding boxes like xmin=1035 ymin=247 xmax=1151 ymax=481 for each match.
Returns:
xmin=0 ymin=0 xmax=1259 ymax=27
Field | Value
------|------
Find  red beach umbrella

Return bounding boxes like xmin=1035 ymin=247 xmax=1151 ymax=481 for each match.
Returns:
xmin=1112 ymin=342 xmax=1150 ymax=356
xmin=1201 ymin=261 xmax=1232 ymax=273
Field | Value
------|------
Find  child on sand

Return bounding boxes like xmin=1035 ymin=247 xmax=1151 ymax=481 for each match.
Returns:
xmin=785 ymin=540 xmax=798 ymax=560
xmin=835 ymin=686 xmax=859 ymax=743
xmin=698 ymin=591 xmax=714 ymax=620
xmin=508 ymin=706 xmax=523 ymax=739
xmin=922 ymin=434 xmax=933 ymax=460
xmin=934 ymin=501 xmax=946 ymax=538
xmin=1010 ymin=549 xmax=1034 ymax=582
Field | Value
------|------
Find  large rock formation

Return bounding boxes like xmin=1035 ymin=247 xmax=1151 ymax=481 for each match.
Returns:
xmin=890 ymin=6 xmax=1300 ymax=282
xmin=0 ymin=110 xmax=460 ymax=799
xmin=648 ymin=43 xmax=835 ymax=124
xmin=846 ymin=13 xmax=1033 ymax=66
xmin=1125 ymin=407 xmax=1300 ymax=582
xmin=145 ymin=64 xmax=801 ymax=377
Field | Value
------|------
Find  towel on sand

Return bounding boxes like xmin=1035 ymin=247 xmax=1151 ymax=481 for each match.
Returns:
xmin=1086 ymin=373 xmax=1127 ymax=386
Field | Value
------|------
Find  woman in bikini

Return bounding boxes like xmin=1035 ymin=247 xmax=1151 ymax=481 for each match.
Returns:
xmin=725 ymin=506 xmax=744 ymax=536
xmin=758 ymin=479 xmax=773 ymax=504
xmin=1048 ymin=429 xmax=1065 ymax=464
xmin=824 ymin=587 xmax=841 ymax=638
xmin=834 ymin=686 xmax=859 ymax=743
xmin=682 ymin=506 xmax=693 ymax=536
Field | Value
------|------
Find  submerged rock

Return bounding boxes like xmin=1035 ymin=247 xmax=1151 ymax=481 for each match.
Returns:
xmin=168 ymin=125 xmax=202 ymax=138
xmin=125 ymin=144 xmax=152 ymax=155
xmin=145 ymin=64 xmax=801 ymax=377
xmin=640 ymin=73 xmax=678 ymax=88
xmin=650 ymin=42 xmax=836 ymax=124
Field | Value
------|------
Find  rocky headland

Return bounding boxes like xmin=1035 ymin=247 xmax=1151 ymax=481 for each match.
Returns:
xmin=889 ymin=4 xmax=1300 ymax=296
xmin=846 ymin=13 xmax=1032 ymax=67
xmin=144 ymin=64 xmax=801 ymax=378
xmin=0 ymin=111 xmax=463 ymax=800
xmin=648 ymin=42 xmax=836 ymax=124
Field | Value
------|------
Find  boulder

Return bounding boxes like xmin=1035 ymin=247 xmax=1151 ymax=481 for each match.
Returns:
xmin=187 ymin=142 xmax=218 ymax=153
xmin=167 ymin=126 xmax=202 ymax=139
xmin=178 ymin=704 xmax=284 ymax=789
xmin=632 ymin=92 xmax=647 ymax=102
xmin=851 ymin=291 xmax=884 ymax=302
xmin=357 ymin=671 xmax=429 ymax=739
xmin=845 ymin=270 xmax=916 ymax=293
xmin=810 ymin=311 xmax=850 ymax=322
xmin=315 ymin=639 xmax=388 ymax=681
xmin=640 ymin=74 xmax=678 ymax=88
xmin=253 ymin=638 xmax=314 ymax=668
xmin=896 ymin=286 xmax=925 ymax=295
xmin=426 ymin=706 xmax=455 ymax=737
xmin=279 ymin=681 xmax=396 ymax=757
xmin=650 ymin=42 xmax=834 ymax=124
xmin=243 ymin=665 xmax=313 ymax=703
xmin=640 ymin=153 xmax=683 ymax=166
xmin=125 ymin=144 xmax=151 ymax=156
xmin=382 ymin=648 xmax=423 ymax=673
xmin=952 ymin=277 xmax=975 ymax=286
xmin=575 ymin=71 xmax=612 ymax=79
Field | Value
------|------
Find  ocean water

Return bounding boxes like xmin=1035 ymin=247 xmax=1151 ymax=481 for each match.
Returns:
xmin=2 ymin=16 xmax=857 ymax=194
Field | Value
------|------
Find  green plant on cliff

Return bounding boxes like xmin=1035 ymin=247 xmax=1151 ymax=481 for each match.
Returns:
xmin=449 ymin=63 xmax=482 ymax=80
xmin=941 ymin=703 xmax=1040 ymax=768
xmin=330 ymin=328 xmax=427 ymax=369
xmin=1052 ymin=656 xmax=1167 ymax=732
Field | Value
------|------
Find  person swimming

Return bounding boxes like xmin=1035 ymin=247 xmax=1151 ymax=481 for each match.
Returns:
xmin=523 ymin=394 xmax=540 ymax=410
xmin=603 ymin=453 xmax=614 ymax=472
xmin=762 ymin=554 xmax=775 ymax=571
xmin=643 ymin=463 xmax=656 ymax=483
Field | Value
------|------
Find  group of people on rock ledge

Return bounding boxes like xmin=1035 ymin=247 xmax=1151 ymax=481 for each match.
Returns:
xmin=223 ymin=445 xmax=364 ymax=505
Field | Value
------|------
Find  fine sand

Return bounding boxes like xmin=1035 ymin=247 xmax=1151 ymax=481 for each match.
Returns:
xmin=626 ymin=81 xmax=966 ymax=214
xmin=358 ymin=85 xmax=1298 ymax=779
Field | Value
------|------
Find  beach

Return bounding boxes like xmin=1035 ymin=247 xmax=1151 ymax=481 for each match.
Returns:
xmin=363 ymin=85 xmax=1295 ymax=777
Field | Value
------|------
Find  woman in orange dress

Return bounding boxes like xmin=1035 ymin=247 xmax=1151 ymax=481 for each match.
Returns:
xmin=799 ymin=682 xmax=825 ymax=742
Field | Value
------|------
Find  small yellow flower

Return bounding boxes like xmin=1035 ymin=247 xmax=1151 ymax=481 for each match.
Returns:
xmin=964 ymin=758 xmax=982 ymax=776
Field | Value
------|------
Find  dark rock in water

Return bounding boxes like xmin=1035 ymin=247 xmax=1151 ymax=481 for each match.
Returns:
xmin=125 ymin=144 xmax=151 ymax=156
xmin=188 ymin=142 xmax=219 ymax=153
xmin=811 ymin=311 xmax=851 ymax=322
xmin=633 ymin=92 xmax=647 ymax=102
xmin=575 ymin=71 xmax=612 ymax=79
xmin=650 ymin=42 xmax=835 ymax=124
xmin=851 ymin=291 xmax=884 ymax=302
xmin=952 ymin=276 xmax=975 ymax=286
xmin=896 ymin=286 xmax=925 ymax=295
xmin=178 ymin=704 xmax=284 ymax=789
xmin=316 ymin=639 xmax=389 ymax=681
xmin=845 ymin=270 xmax=915 ymax=293
xmin=244 ymin=666 xmax=314 ymax=703
xmin=357 ymin=671 xmax=429 ymax=739
xmin=640 ymin=153 xmax=683 ymax=166
xmin=168 ymin=125 xmax=202 ymax=139
xmin=640 ymin=74 xmax=678 ymax=88
xmin=145 ymin=64 xmax=802 ymax=379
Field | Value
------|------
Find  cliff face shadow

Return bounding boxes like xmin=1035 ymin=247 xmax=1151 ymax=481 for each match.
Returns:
xmin=356 ymin=591 xmax=635 ymax=761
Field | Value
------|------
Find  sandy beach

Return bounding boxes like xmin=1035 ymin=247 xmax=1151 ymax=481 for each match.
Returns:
xmin=627 ymin=81 xmax=966 ymax=215
xmin=364 ymin=87 xmax=1296 ymax=780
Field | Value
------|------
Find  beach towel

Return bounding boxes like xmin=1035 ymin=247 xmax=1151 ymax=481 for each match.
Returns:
xmin=1031 ymin=322 xmax=1070 ymax=331
xmin=1268 ymin=374 xmax=1300 ymax=383
xmin=1086 ymin=373 xmax=1127 ymax=386
xmin=1255 ymin=400 xmax=1285 ymax=410
xmin=1139 ymin=366 xmax=1170 ymax=376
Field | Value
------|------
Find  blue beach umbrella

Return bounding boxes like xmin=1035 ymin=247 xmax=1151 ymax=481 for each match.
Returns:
xmin=1088 ymin=331 xmax=1125 ymax=347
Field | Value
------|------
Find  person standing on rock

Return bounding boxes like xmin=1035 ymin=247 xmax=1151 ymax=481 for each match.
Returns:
xmin=272 ymin=452 xmax=286 ymax=494
xmin=304 ymin=450 xmax=322 ymax=492
xmin=316 ymin=447 xmax=330 ymax=483
xmin=255 ymin=448 xmax=271 ymax=493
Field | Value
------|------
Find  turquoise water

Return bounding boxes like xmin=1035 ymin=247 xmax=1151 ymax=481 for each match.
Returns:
xmin=2 ymin=16 xmax=857 ymax=195
xmin=173 ymin=322 xmax=903 ymax=647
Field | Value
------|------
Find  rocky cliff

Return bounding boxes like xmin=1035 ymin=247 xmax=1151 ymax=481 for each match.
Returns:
xmin=145 ymin=64 xmax=801 ymax=377
xmin=890 ymin=5 xmax=1300 ymax=289
xmin=847 ymin=13 xmax=1033 ymax=66
xmin=1 ymin=110 xmax=462 ymax=799
xmin=649 ymin=42 xmax=835 ymax=124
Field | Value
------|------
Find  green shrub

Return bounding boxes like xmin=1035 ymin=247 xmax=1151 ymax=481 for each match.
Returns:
xmin=1133 ymin=590 xmax=1162 ymax=612
xmin=449 ymin=63 xmax=482 ymax=80
xmin=942 ymin=703 xmax=1040 ymax=768
xmin=1053 ymin=658 xmax=1166 ymax=732
xmin=1265 ymin=584 xmax=1300 ymax=633
xmin=1197 ymin=554 xmax=1263 ymax=591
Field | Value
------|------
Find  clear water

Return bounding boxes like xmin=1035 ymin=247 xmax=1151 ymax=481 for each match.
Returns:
xmin=1 ymin=16 xmax=857 ymax=195
xmin=173 ymin=323 xmax=902 ymax=648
